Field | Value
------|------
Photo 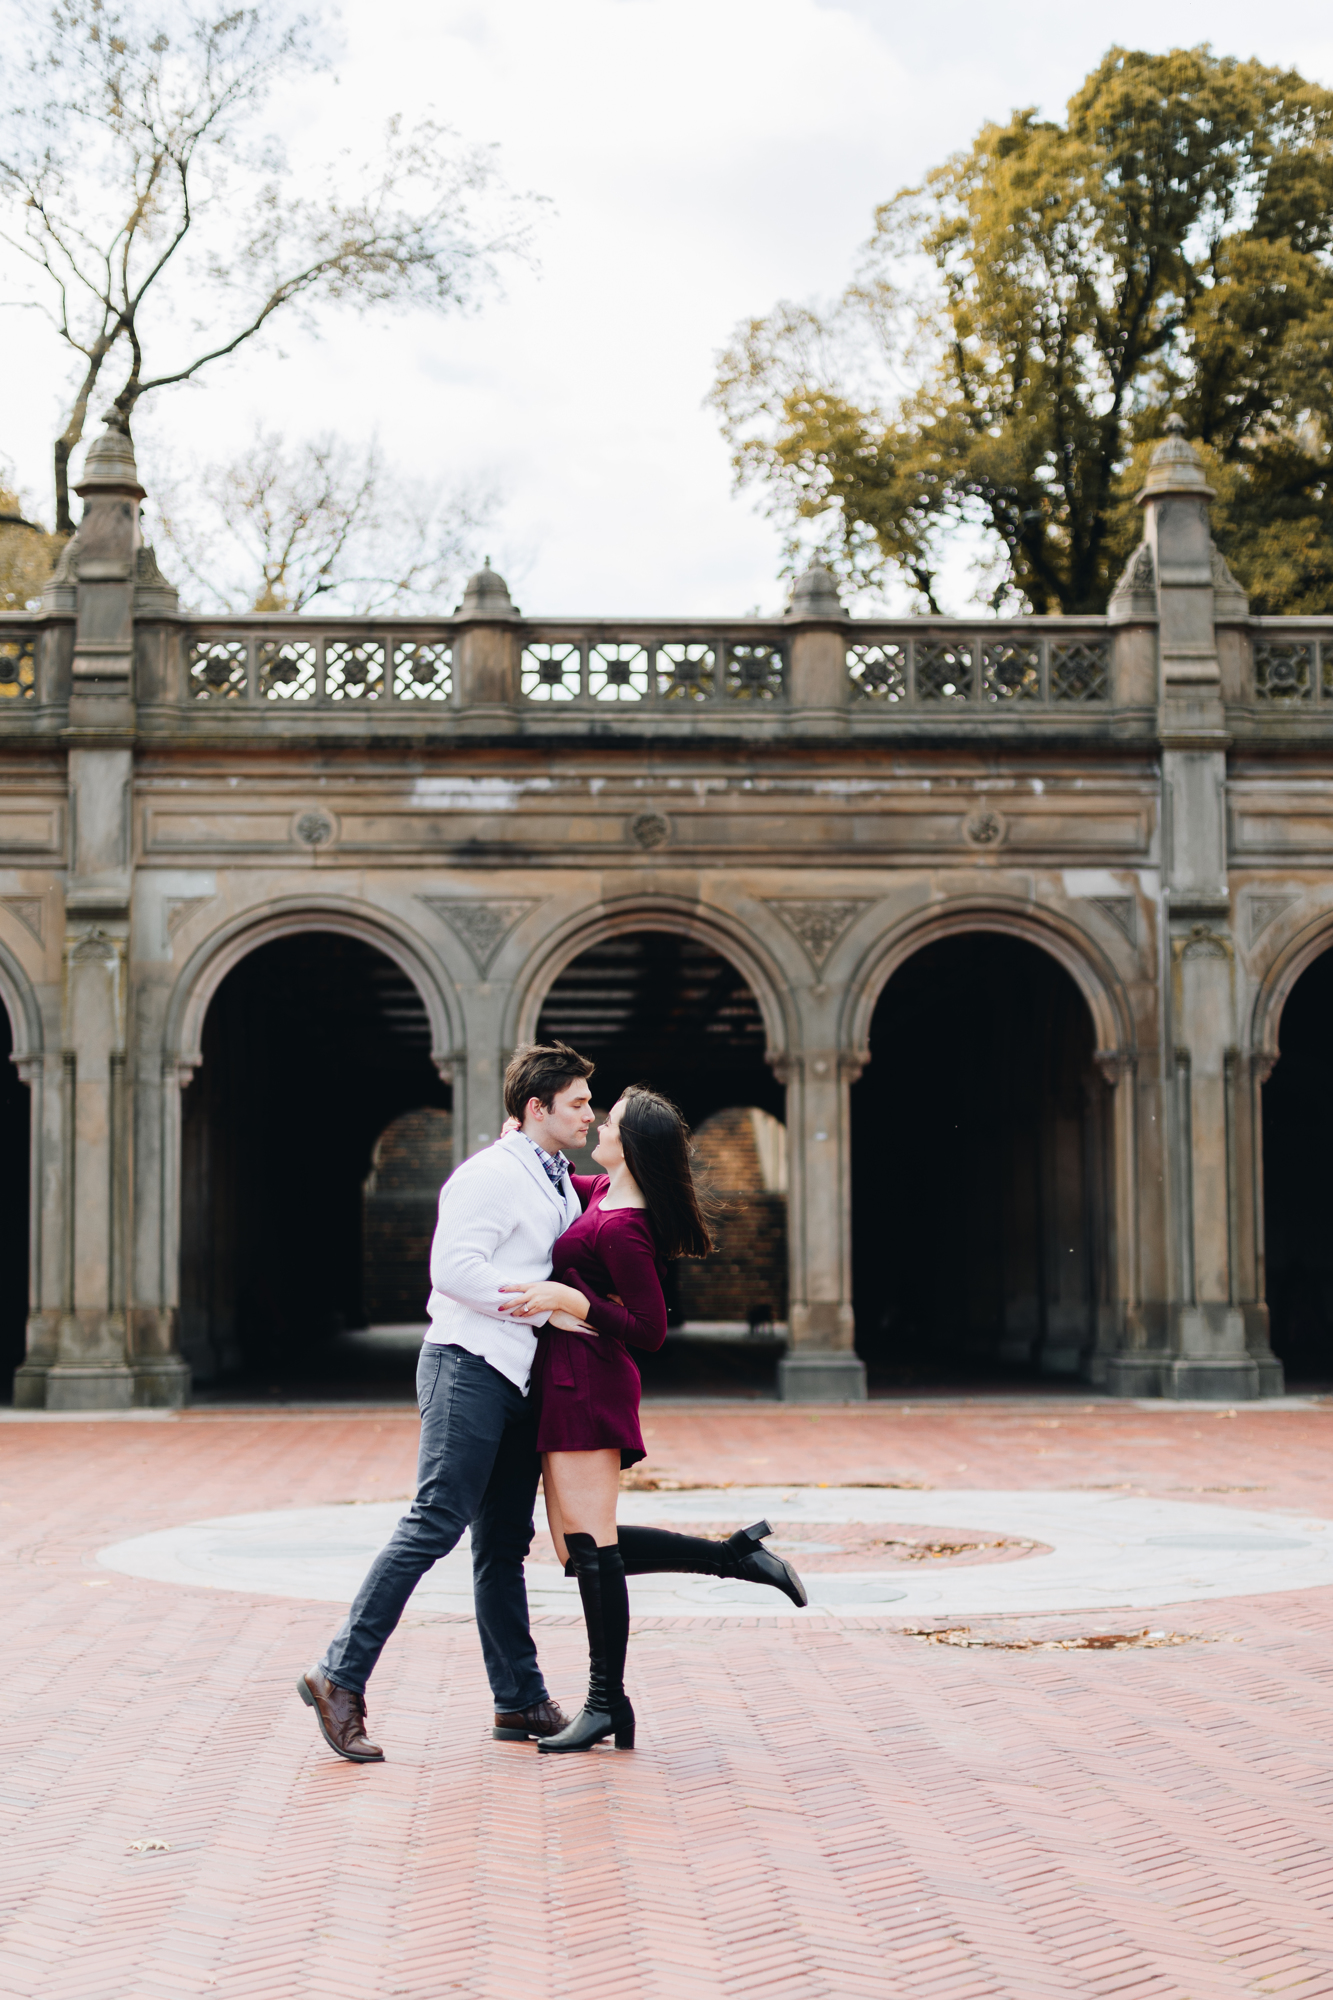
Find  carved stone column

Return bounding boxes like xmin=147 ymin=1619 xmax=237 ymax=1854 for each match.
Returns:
xmin=777 ymin=1048 xmax=866 ymax=1402
xmin=784 ymin=564 xmax=849 ymax=727
xmin=1116 ymin=419 xmax=1278 ymax=1397
xmin=453 ymin=562 xmax=521 ymax=726
xmin=42 ymin=422 xmax=187 ymax=1408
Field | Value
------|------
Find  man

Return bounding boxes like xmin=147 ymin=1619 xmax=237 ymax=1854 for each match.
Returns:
xmin=298 ymin=1040 xmax=596 ymax=1760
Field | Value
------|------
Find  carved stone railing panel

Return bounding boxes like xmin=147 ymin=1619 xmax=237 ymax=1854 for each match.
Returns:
xmin=658 ymin=641 xmax=717 ymax=702
xmin=0 ymin=634 xmax=35 ymax=703
xmin=325 ymin=638 xmax=384 ymax=701
xmin=185 ymin=630 xmax=454 ymax=705
xmin=258 ymin=637 xmax=318 ymax=701
xmin=847 ymin=641 xmax=906 ymax=702
xmin=982 ymin=640 xmax=1042 ymax=702
xmin=589 ymin=642 xmax=649 ymax=703
xmin=1051 ymin=640 xmax=1110 ymax=702
xmin=847 ymin=628 xmax=1109 ymax=709
xmin=1254 ymin=636 xmax=1316 ymax=703
xmin=515 ymin=636 xmax=785 ymax=706
xmin=393 ymin=639 xmax=452 ymax=702
xmin=521 ymin=641 xmax=579 ymax=702
xmin=188 ymin=637 xmax=248 ymax=701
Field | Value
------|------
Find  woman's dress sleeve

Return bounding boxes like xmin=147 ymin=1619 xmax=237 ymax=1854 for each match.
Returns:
xmin=568 ymin=1171 xmax=605 ymax=1211
xmin=565 ymin=1213 xmax=668 ymax=1352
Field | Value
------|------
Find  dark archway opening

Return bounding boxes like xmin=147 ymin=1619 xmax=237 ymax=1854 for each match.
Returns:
xmin=180 ymin=932 xmax=449 ymax=1397
xmin=536 ymin=930 xmax=786 ymax=1394
xmin=1262 ymin=945 xmax=1333 ymax=1383
xmin=852 ymin=933 xmax=1106 ymax=1389
xmin=0 ymin=1002 xmax=29 ymax=1399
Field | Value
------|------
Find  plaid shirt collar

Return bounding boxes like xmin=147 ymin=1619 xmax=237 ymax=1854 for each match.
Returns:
xmin=521 ymin=1132 xmax=570 ymax=1189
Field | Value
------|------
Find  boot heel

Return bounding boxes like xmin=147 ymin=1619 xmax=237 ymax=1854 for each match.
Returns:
xmin=726 ymin=1518 xmax=774 ymax=1554
xmin=614 ymin=1702 xmax=636 ymax=1749
xmin=296 ymin=1675 xmax=315 ymax=1707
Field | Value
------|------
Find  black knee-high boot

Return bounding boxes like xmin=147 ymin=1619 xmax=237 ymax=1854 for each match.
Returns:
xmin=613 ymin=1519 xmax=808 ymax=1608
xmin=539 ymin=1534 xmax=635 ymax=1753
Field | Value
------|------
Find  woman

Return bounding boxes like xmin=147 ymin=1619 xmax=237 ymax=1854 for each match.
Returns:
xmin=499 ymin=1087 xmax=807 ymax=1755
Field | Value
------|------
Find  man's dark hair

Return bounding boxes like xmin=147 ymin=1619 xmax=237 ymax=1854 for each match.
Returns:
xmin=503 ymin=1040 xmax=595 ymax=1121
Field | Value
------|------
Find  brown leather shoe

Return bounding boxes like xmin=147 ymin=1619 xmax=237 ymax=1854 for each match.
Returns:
xmin=493 ymin=1696 xmax=570 ymax=1742
xmin=297 ymin=1667 xmax=385 ymax=1762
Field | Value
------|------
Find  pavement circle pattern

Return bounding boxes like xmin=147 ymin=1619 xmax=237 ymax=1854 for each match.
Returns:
xmin=98 ymin=1485 xmax=1333 ymax=1619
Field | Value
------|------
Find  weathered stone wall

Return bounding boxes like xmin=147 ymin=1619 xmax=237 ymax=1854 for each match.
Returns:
xmin=677 ymin=1108 xmax=788 ymax=1325
xmin=1 ymin=417 xmax=1331 ymax=1406
xmin=362 ymin=1108 xmax=453 ymax=1324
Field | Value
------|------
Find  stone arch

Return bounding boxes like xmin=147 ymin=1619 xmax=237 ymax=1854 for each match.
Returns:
xmin=508 ymin=896 xmax=795 ymax=1059
xmin=845 ymin=898 xmax=1134 ymax=1380
xmin=165 ymin=895 xmax=460 ymax=1079
xmin=0 ymin=932 xmax=44 ymax=1068
xmin=1248 ymin=906 xmax=1333 ymax=1065
xmin=841 ymin=896 xmax=1134 ymax=1070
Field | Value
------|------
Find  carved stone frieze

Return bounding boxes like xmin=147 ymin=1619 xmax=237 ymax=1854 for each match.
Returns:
xmin=163 ymin=896 xmax=216 ymax=953
xmin=1178 ymin=924 xmax=1231 ymax=961
xmin=1089 ymin=896 xmax=1136 ymax=945
xmin=421 ymin=897 xmax=541 ymax=974
xmin=0 ymin=897 xmax=44 ymax=943
xmin=1247 ymin=894 xmax=1298 ymax=947
xmin=765 ymin=898 xmax=874 ymax=971
xmin=69 ymin=927 xmax=121 ymax=966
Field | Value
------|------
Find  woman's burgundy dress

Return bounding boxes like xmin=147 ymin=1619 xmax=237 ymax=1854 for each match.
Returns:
xmin=533 ymin=1173 xmax=667 ymax=1468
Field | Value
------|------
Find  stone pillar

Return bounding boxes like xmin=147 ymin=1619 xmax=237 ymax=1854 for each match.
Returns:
xmin=1121 ymin=418 xmax=1278 ymax=1398
xmin=41 ymin=421 xmax=188 ymax=1409
xmin=453 ymin=562 xmax=520 ymax=724
xmin=777 ymin=1050 xmax=866 ymax=1402
xmin=784 ymin=564 xmax=849 ymax=725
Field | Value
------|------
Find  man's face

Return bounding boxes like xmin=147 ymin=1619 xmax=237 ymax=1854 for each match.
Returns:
xmin=526 ymin=1076 xmax=595 ymax=1153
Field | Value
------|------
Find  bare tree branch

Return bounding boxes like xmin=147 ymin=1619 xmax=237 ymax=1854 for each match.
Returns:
xmin=148 ymin=427 xmax=500 ymax=615
xmin=0 ymin=1 xmax=540 ymax=528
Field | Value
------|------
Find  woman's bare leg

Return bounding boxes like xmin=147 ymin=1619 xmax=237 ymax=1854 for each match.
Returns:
xmin=542 ymin=1450 xmax=620 ymax=1562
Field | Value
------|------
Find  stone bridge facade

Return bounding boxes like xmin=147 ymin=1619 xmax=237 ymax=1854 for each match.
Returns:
xmin=2 ymin=418 xmax=1331 ymax=1408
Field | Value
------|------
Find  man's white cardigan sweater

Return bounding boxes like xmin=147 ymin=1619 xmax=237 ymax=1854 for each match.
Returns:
xmin=425 ymin=1130 xmax=582 ymax=1392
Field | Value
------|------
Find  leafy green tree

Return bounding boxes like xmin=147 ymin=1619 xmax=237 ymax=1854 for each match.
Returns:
xmin=713 ymin=46 xmax=1333 ymax=614
xmin=0 ymin=476 xmax=60 ymax=610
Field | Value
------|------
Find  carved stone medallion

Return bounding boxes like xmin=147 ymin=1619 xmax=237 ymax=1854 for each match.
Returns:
xmin=964 ymin=808 xmax=1005 ymax=847
xmin=629 ymin=812 xmax=670 ymax=851
xmin=765 ymin=899 xmax=874 ymax=972
xmin=292 ymin=809 xmax=337 ymax=847
xmin=420 ymin=898 xmax=541 ymax=974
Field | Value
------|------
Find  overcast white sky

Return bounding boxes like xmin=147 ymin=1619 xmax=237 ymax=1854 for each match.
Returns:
xmin=8 ymin=0 xmax=1333 ymax=615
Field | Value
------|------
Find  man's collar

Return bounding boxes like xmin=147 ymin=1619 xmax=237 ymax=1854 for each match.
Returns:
xmin=520 ymin=1131 xmax=570 ymax=1185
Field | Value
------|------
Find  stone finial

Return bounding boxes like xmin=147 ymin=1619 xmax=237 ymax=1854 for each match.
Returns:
xmin=1210 ymin=542 xmax=1248 ymax=620
xmin=42 ymin=535 xmax=80 ymax=614
xmin=786 ymin=562 xmax=844 ymax=620
xmin=456 ymin=557 xmax=518 ymax=619
xmin=134 ymin=541 xmax=180 ymax=616
xmin=1136 ymin=413 xmax=1215 ymax=504
xmin=1107 ymin=540 xmax=1157 ymax=624
xmin=75 ymin=417 xmax=146 ymax=501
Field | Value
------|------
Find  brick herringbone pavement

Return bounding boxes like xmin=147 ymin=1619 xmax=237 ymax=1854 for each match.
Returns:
xmin=4 ymin=1396 xmax=1333 ymax=1998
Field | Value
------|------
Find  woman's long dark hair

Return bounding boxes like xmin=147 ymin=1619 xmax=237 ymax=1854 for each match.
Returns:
xmin=616 ymin=1087 xmax=713 ymax=1261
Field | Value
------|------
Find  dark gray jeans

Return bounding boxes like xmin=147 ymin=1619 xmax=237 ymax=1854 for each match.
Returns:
xmin=321 ymin=1342 xmax=548 ymax=1711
